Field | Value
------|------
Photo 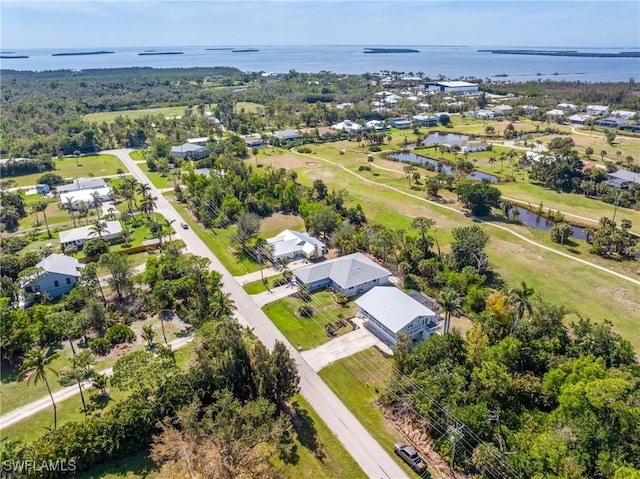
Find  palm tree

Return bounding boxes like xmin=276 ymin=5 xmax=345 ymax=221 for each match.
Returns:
xmin=438 ymin=289 xmax=463 ymax=335
xmin=39 ymin=201 xmax=52 ymax=239
xmin=137 ymin=183 xmax=151 ymax=197
xmin=92 ymin=373 xmax=109 ymax=397
xmin=21 ymin=348 xmax=58 ymax=429
xmin=140 ymin=193 xmax=157 ymax=219
xmin=508 ymin=282 xmax=534 ymax=333
xmin=141 ymin=324 xmax=156 ymax=350
xmin=488 ymin=156 xmax=496 ymax=170
xmin=89 ymin=220 xmax=108 ymax=239
xmin=90 ymin=191 xmax=103 ymax=220
xmin=211 ymin=291 xmax=236 ymax=320
xmin=163 ymin=218 xmax=176 ymax=242
xmin=64 ymin=196 xmax=77 ymax=228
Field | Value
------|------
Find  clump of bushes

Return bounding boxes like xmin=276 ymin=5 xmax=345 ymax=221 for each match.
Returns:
xmin=358 ymin=165 xmax=371 ymax=172
xmin=89 ymin=337 xmax=111 ymax=356
xmin=105 ymin=324 xmax=135 ymax=345
xmin=296 ymin=305 xmax=314 ymax=318
xmin=369 ymin=145 xmax=382 ymax=152
xmin=297 ymin=147 xmax=313 ymax=154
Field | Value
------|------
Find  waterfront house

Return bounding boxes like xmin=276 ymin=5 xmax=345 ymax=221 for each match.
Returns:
xmin=388 ymin=117 xmax=412 ymax=129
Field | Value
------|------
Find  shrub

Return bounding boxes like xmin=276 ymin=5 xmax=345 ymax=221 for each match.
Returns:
xmin=105 ymin=324 xmax=135 ymax=345
xmin=2 ymin=236 xmax=29 ymax=254
xmin=297 ymin=147 xmax=313 ymax=154
xmin=358 ymin=165 xmax=371 ymax=172
xmin=296 ymin=305 xmax=314 ymax=318
xmin=369 ymin=145 xmax=382 ymax=152
xmin=89 ymin=337 xmax=111 ymax=356
xmin=38 ymin=173 xmax=64 ymax=188
xmin=83 ymin=238 xmax=109 ymax=258
xmin=333 ymin=292 xmax=348 ymax=305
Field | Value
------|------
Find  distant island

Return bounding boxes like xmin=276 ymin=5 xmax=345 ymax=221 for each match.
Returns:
xmin=232 ymin=49 xmax=259 ymax=53
xmin=479 ymin=49 xmax=640 ymax=58
xmin=206 ymin=48 xmax=235 ymax=51
xmin=0 ymin=51 xmax=16 ymax=54
xmin=364 ymin=48 xmax=419 ymax=53
xmin=1 ymin=55 xmax=29 ymax=59
xmin=138 ymin=51 xmax=184 ymax=56
xmin=52 ymin=51 xmax=115 ymax=57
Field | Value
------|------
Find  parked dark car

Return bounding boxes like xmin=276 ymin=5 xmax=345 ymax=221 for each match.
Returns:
xmin=394 ymin=442 xmax=428 ymax=474
xmin=180 ymin=222 xmax=189 ymax=229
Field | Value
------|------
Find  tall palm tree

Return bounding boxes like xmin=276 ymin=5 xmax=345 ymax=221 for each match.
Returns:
xmin=438 ymin=289 xmax=463 ymax=335
xmin=211 ymin=291 xmax=236 ymax=320
xmin=140 ymin=193 xmax=157 ymax=220
xmin=164 ymin=218 xmax=176 ymax=242
xmin=90 ymin=191 xmax=103 ymax=220
xmin=21 ymin=348 xmax=58 ymax=429
xmin=137 ymin=183 xmax=151 ymax=198
xmin=508 ymin=281 xmax=534 ymax=333
xmin=89 ymin=220 xmax=108 ymax=239
xmin=39 ymin=201 xmax=52 ymax=239
xmin=489 ymin=156 xmax=497 ymax=170
xmin=64 ymin=196 xmax=77 ymax=228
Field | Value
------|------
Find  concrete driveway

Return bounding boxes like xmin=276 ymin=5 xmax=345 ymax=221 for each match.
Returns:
xmin=302 ymin=317 xmax=393 ymax=372
xmin=235 ymin=258 xmax=309 ymax=285
xmin=251 ymin=283 xmax=298 ymax=307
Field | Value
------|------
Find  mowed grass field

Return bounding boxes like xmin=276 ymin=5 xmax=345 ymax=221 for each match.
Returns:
xmin=259 ymin=147 xmax=640 ymax=352
xmin=7 ymin=155 xmax=126 ymax=188
xmin=84 ymin=102 xmax=263 ymax=123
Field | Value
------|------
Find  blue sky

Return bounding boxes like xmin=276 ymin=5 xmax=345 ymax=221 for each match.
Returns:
xmin=2 ymin=1 xmax=639 ymax=49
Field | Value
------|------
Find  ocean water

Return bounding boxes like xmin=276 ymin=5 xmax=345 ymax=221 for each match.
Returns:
xmin=1 ymin=45 xmax=639 ymax=82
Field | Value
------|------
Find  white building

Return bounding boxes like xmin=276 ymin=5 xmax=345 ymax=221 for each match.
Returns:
xmin=59 ymin=186 xmax=113 ymax=209
xmin=266 ymin=229 xmax=326 ymax=262
xmin=492 ymin=105 xmax=513 ymax=114
xmin=568 ymin=114 xmax=593 ymax=125
xmin=545 ymin=109 xmax=566 ymax=118
xmin=521 ymin=105 xmax=540 ymax=115
xmin=335 ymin=102 xmax=354 ymax=110
xmin=426 ymin=81 xmax=479 ymax=94
xmin=557 ymin=103 xmax=579 ymax=111
xmin=585 ymin=105 xmax=610 ymax=116
xmin=332 ymin=120 xmax=363 ymax=133
xmin=57 ymin=177 xmax=107 ymax=195
xmin=365 ymin=120 xmax=388 ymax=131
xmin=611 ymin=110 xmax=637 ymax=121
xmin=355 ymin=287 xmax=439 ymax=346
xmin=59 ymin=220 xmax=123 ymax=248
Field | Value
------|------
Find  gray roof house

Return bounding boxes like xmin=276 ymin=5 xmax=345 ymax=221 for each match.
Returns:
xmin=270 ymin=129 xmax=302 ymax=142
xmin=59 ymin=220 xmax=122 ymax=248
xmin=293 ymin=252 xmax=391 ymax=297
xmin=57 ymin=177 xmax=107 ymax=195
xmin=355 ymin=286 xmax=439 ymax=346
xmin=266 ymin=230 xmax=326 ymax=262
xmin=169 ymin=143 xmax=211 ymax=160
xmin=605 ymin=170 xmax=640 ymax=189
xmin=388 ymin=117 xmax=412 ymax=129
xmin=21 ymin=254 xmax=84 ymax=301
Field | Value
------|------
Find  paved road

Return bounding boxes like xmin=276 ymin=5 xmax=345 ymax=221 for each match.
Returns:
xmin=0 ymin=335 xmax=193 ymax=430
xmin=108 ymin=149 xmax=408 ymax=479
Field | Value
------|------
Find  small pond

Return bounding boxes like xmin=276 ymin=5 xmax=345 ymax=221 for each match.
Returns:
xmin=422 ymin=132 xmax=469 ymax=145
xmin=389 ymin=152 xmax=498 ymax=183
xmin=506 ymin=206 xmax=587 ymax=240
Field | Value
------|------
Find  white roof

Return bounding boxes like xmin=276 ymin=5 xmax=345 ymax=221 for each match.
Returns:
xmin=267 ymin=229 xmax=325 ymax=258
xmin=545 ymin=109 xmax=565 ymax=116
xmin=436 ymin=81 xmax=478 ymax=88
xmin=335 ymin=102 xmax=353 ymax=109
xmin=186 ymin=137 xmax=210 ymax=144
xmin=332 ymin=120 xmax=362 ymax=132
xmin=59 ymin=186 xmax=112 ymax=205
xmin=587 ymin=105 xmax=609 ymax=111
xmin=36 ymin=254 xmax=83 ymax=277
xmin=57 ymin=177 xmax=107 ymax=194
xmin=170 ymin=143 xmax=208 ymax=153
xmin=294 ymin=252 xmax=390 ymax=290
xmin=611 ymin=110 xmax=636 ymax=120
xmin=355 ymin=286 xmax=436 ymax=333
xmin=59 ymin=221 xmax=122 ymax=244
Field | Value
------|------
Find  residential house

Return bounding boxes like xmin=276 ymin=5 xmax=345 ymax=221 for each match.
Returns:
xmin=491 ymin=105 xmax=513 ymax=115
xmin=270 ymin=129 xmax=302 ymax=142
xmin=521 ymin=105 xmax=540 ymax=115
xmin=460 ymin=141 xmax=490 ymax=153
xmin=335 ymin=102 xmax=353 ymax=110
xmin=412 ymin=114 xmax=439 ymax=127
xmin=293 ymin=252 xmax=391 ymax=297
xmin=186 ymin=137 xmax=211 ymax=145
xmin=604 ymin=170 xmax=640 ymax=189
xmin=266 ymin=229 xmax=326 ymax=263
xmin=545 ymin=109 xmax=565 ymax=119
xmin=611 ymin=110 xmax=637 ymax=121
xmin=388 ymin=117 xmax=412 ymax=129
xmin=595 ymin=117 xmax=630 ymax=129
xmin=425 ymin=81 xmax=479 ymax=94
xmin=21 ymin=254 xmax=84 ymax=300
xmin=36 ymin=184 xmax=50 ymax=195
xmin=470 ymin=109 xmax=497 ymax=120
xmin=585 ymin=105 xmax=610 ymax=116
xmin=59 ymin=220 xmax=123 ymax=248
xmin=568 ymin=114 xmax=593 ymax=125
xmin=557 ymin=103 xmax=579 ymax=111
xmin=355 ymin=286 xmax=439 ymax=346
xmin=332 ymin=120 xmax=363 ymax=133
xmin=169 ymin=143 xmax=211 ymax=160
xmin=59 ymin=186 xmax=113 ymax=209
xmin=365 ymin=120 xmax=389 ymax=131
xmin=241 ymin=134 xmax=268 ymax=149
xmin=57 ymin=177 xmax=107 ymax=195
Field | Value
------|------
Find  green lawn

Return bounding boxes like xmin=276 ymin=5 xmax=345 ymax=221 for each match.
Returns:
xmin=6 ymin=155 xmax=126 ymax=188
xmin=165 ymin=193 xmax=260 ymax=276
xmin=84 ymin=106 xmax=191 ymax=123
xmin=262 ymin=292 xmax=356 ymax=351
xmin=129 ymin=150 xmax=146 ymax=162
xmin=279 ymin=147 xmax=640 ymax=352
xmin=319 ymin=348 xmax=417 ymax=476
xmin=137 ymin=163 xmax=172 ymax=189
xmin=243 ymin=274 xmax=285 ymax=294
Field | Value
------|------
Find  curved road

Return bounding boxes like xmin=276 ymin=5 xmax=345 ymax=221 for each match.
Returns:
xmin=109 ymin=149 xmax=408 ymax=479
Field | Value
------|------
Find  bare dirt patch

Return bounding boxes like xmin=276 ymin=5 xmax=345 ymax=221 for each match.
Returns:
xmin=306 ymin=161 xmax=320 ymax=168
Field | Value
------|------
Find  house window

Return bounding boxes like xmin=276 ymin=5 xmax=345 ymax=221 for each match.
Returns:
xmin=54 ymin=280 xmax=60 ymax=287
xmin=66 ymin=277 xmax=71 ymax=285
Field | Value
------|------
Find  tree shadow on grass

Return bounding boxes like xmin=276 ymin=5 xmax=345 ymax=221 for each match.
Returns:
xmin=74 ymin=449 xmax=158 ymax=479
xmin=284 ymin=400 xmax=326 ymax=465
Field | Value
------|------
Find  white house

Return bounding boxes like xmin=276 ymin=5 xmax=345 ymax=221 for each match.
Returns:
xmin=335 ymin=102 xmax=354 ymax=110
xmin=545 ymin=109 xmax=565 ymax=118
xmin=585 ymin=105 xmax=610 ymax=116
xmin=266 ymin=229 xmax=326 ymax=262
xmin=21 ymin=254 xmax=84 ymax=300
xmin=170 ymin=143 xmax=211 ymax=160
xmin=492 ymin=105 xmax=513 ymax=114
xmin=426 ymin=81 xmax=479 ymax=94
xmin=557 ymin=103 xmax=579 ymax=111
xmin=293 ymin=252 xmax=391 ymax=297
xmin=59 ymin=186 xmax=113 ymax=209
xmin=568 ymin=114 xmax=593 ymax=125
xmin=57 ymin=177 xmax=107 ymax=195
xmin=460 ymin=141 xmax=490 ymax=153
xmin=59 ymin=220 xmax=123 ymax=248
xmin=412 ymin=114 xmax=439 ymax=127
xmin=355 ymin=287 xmax=439 ymax=346
xmin=332 ymin=120 xmax=363 ymax=133
xmin=365 ymin=120 xmax=388 ymax=131
xmin=241 ymin=134 xmax=268 ymax=149
xmin=611 ymin=110 xmax=637 ymax=121
xmin=270 ymin=130 xmax=302 ymax=142
xmin=521 ymin=105 xmax=540 ymax=115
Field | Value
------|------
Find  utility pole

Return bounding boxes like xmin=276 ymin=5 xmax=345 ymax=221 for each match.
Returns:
xmin=447 ymin=423 xmax=463 ymax=470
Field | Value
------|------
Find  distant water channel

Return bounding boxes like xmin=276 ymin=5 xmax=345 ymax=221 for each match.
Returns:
xmin=389 ymin=152 xmax=498 ymax=183
xmin=506 ymin=206 xmax=587 ymax=240
xmin=422 ymin=132 xmax=470 ymax=145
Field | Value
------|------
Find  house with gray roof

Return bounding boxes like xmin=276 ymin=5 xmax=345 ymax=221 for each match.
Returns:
xmin=170 ymin=143 xmax=211 ymax=160
xmin=355 ymin=286 xmax=439 ymax=346
xmin=57 ymin=177 xmax=107 ymax=195
xmin=605 ymin=169 xmax=640 ymax=189
xmin=266 ymin=230 xmax=326 ymax=263
xmin=21 ymin=254 xmax=84 ymax=301
xmin=293 ymin=252 xmax=391 ymax=297
xmin=59 ymin=220 xmax=122 ymax=248
xmin=270 ymin=129 xmax=302 ymax=142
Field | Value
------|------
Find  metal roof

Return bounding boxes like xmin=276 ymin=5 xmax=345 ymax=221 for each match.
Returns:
xmin=36 ymin=254 xmax=83 ymax=277
xmin=294 ymin=252 xmax=390 ymax=290
xmin=59 ymin=221 xmax=122 ymax=244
